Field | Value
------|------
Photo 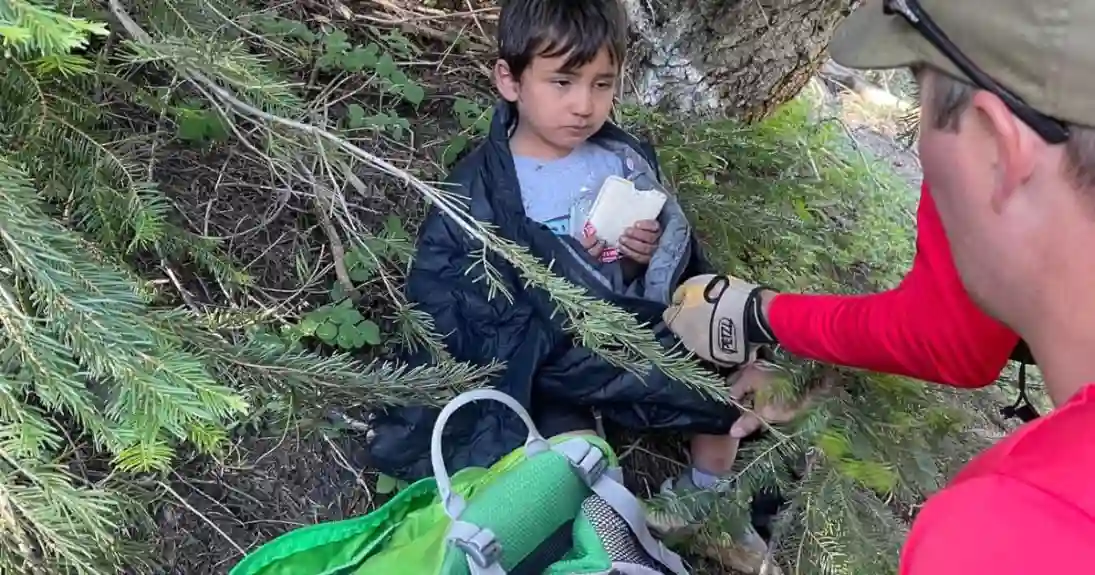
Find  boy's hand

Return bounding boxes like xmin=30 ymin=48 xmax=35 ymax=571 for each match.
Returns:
xmin=619 ymin=220 xmax=661 ymax=264
xmin=727 ymin=361 xmax=834 ymax=438
xmin=580 ymin=226 xmax=606 ymax=259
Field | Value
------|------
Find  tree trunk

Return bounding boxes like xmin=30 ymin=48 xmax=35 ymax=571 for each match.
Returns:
xmin=622 ymin=0 xmax=857 ymax=122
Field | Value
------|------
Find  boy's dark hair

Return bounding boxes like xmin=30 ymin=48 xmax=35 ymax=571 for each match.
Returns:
xmin=497 ymin=0 xmax=628 ymax=79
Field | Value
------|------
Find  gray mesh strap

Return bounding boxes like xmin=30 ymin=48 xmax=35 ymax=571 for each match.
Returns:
xmin=552 ymin=439 xmax=690 ymax=575
xmin=431 ymin=389 xmax=550 ymax=520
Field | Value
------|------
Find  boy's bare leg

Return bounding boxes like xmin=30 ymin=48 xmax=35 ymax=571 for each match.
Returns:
xmin=685 ymin=362 xmax=784 ymax=488
xmin=689 ymin=432 xmax=741 ymax=486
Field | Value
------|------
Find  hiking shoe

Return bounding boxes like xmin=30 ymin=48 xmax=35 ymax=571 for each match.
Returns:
xmin=644 ymin=468 xmax=733 ymax=539
xmin=698 ymin=525 xmax=784 ymax=575
xmin=648 ymin=471 xmax=784 ymax=575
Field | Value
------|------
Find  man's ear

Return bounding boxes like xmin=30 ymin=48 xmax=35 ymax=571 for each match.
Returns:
xmin=971 ymin=90 xmax=1038 ymax=213
xmin=494 ymin=60 xmax=520 ymax=102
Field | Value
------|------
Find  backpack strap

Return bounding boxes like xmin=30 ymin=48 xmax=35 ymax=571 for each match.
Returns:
xmin=431 ymin=389 xmax=552 ymax=575
xmin=1001 ymin=360 xmax=1040 ymax=423
xmin=431 ymin=390 xmax=689 ymax=575
xmin=431 ymin=389 xmax=552 ymax=521
xmin=1002 ymin=340 xmax=1040 ymax=423
xmin=553 ymin=438 xmax=690 ymax=575
xmin=447 ymin=520 xmax=507 ymax=575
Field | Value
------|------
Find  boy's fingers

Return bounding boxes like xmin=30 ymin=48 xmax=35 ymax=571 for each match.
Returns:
xmin=634 ymin=219 xmax=660 ymax=232
xmin=730 ymin=413 xmax=761 ymax=438
xmin=728 ymin=366 xmax=763 ymax=401
xmin=620 ymin=235 xmax=655 ymax=255
xmin=624 ymin=227 xmax=660 ymax=245
xmin=619 ymin=243 xmax=649 ymax=263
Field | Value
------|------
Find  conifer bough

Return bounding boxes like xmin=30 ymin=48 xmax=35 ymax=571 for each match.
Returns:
xmin=104 ymin=0 xmax=744 ymax=408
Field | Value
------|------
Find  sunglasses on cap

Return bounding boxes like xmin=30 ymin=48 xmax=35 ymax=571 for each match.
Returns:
xmin=883 ymin=0 xmax=1070 ymax=144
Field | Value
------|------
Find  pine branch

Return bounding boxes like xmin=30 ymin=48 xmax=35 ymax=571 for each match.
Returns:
xmin=0 ymin=156 xmax=248 ymax=471
xmin=0 ymin=450 xmax=128 ymax=575
xmin=105 ymin=0 xmax=747 ymax=413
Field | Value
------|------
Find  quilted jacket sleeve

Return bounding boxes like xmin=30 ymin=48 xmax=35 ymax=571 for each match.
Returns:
xmin=366 ymin=190 xmax=543 ymax=481
xmin=407 ymin=205 xmax=518 ymax=362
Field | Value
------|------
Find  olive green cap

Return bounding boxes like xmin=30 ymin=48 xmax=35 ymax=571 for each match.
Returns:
xmin=829 ymin=0 xmax=1095 ymax=128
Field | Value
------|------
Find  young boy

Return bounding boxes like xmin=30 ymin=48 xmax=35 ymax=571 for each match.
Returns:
xmin=367 ymin=0 xmax=775 ymax=510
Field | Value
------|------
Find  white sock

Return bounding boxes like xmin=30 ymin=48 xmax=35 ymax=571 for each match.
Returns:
xmin=690 ymin=467 xmax=724 ymax=490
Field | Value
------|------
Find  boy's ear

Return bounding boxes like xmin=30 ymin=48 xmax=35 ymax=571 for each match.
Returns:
xmin=494 ymin=59 xmax=520 ymax=102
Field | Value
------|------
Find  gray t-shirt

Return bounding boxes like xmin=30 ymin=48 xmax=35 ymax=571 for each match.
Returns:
xmin=513 ymin=141 xmax=624 ymax=238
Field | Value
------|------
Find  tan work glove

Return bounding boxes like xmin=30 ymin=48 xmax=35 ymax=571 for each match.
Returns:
xmin=662 ymin=274 xmax=777 ymax=367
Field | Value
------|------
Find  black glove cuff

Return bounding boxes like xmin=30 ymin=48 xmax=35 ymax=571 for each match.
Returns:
xmin=745 ymin=287 xmax=778 ymax=345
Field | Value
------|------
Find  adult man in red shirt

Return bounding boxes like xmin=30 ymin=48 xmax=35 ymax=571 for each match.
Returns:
xmin=667 ymin=0 xmax=1095 ymax=571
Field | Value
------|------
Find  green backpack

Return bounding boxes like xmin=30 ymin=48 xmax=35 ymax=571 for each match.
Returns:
xmin=229 ymin=389 xmax=691 ymax=575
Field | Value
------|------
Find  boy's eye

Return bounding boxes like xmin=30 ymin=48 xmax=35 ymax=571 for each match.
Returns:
xmin=595 ymin=81 xmax=614 ymax=89
xmin=552 ymin=79 xmax=571 ymax=87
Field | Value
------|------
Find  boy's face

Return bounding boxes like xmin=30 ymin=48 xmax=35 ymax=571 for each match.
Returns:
xmin=496 ymin=46 xmax=618 ymax=158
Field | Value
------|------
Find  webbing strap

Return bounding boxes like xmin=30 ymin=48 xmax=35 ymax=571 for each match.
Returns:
xmin=552 ymin=439 xmax=690 ymax=575
xmin=1001 ymin=362 xmax=1041 ymax=423
xmin=449 ymin=520 xmax=507 ymax=575
xmin=435 ymin=390 xmax=550 ymax=575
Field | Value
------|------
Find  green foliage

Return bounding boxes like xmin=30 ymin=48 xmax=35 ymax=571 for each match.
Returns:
xmin=0 ymin=0 xmax=107 ymax=58
xmin=621 ymin=100 xmax=915 ymax=294
xmin=0 ymin=3 xmax=488 ymax=573
xmin=443 ymin=97 xmax=493 ymax=167
xmin=628 ymin=98 xmax=1000 ymax=574
xmin=346 ymin=104 xmax=410 ymax=137
xmin=299 ymin=299 xmax=383 ymax=350
xmin=374 ymin=472 xmax=409 ymax=495
xmin=293 ymin=215 xmax=414 ymax=351
xmin=173 ymin=98 xmax=230 ymax=144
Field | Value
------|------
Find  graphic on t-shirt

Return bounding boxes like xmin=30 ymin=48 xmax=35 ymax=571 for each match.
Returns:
xmin=514 ymin=142 xmax=624 ymax=244
xmin=543 ymin=215 xmax=570 ymax=236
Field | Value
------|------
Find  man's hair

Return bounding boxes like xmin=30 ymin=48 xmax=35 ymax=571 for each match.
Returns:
xmin=497 ymin=0 xmax=628 ymax=79
xmin=926 ymin=70 xmax=1095 ymax=190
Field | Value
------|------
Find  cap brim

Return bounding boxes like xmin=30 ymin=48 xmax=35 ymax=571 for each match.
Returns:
xmin=829 ymin=1 xmax=967 ymax=82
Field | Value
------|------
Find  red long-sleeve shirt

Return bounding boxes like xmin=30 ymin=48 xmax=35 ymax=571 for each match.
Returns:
xmin=899 ymin=382 xmax=1095 ymax=574
xmin=767 ymin=182 xmax=1018 ymax=387
xmin=767 ymin=182 xmax=1095 ymax=572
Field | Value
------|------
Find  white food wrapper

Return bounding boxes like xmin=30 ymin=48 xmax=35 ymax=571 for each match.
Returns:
xmin=585 ymin=176 xmax=667 ymax=247
xmin=569 ymin=186 xmax=597 ymax=241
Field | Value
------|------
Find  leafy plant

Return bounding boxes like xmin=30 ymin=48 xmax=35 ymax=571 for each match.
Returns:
xmin=443 ymin=97 xmax=493 ymax=167
xmin=0 ymin=3 xmax=488 ymax=572
xmin=314 ymin=28 xmax=425 ymax=108
xmin=374 ymin=472 xmax=410 ymax=495
xmin=174 ymin=99 xmax=230 ymax=144
xmin=346 ymin=104 xmax=410 ymax=138
xmin=299 ymin=299 xmax=383 ymax=350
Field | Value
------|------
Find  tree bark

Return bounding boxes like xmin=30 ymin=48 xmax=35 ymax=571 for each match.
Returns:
xmin=622 ymin=0 xmax=857 ymax=122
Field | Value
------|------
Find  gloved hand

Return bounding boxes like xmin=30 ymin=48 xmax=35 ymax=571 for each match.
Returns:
xmin=661 ymin=274 xmax=778 ymax=367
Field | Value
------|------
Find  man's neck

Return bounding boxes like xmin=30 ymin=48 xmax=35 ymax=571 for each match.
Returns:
xmin=509 ymin=123 xmax=575 ymax=161
xmin=1019 ymin=205 xmax=1095 ymax=408
xmin=1026 ymin=321 xmax=1095 ymax=407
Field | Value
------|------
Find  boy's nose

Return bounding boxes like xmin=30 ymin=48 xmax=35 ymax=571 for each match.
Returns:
xmin=571 ymin=88 xmax=594 ymax=117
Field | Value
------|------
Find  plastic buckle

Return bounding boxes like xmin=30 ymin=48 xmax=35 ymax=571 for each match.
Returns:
xmin=574 ymin=446 xmax=608 ymax=486
xmin=451 ymin=526 xmax=502 ymax=569
xmin=1001 ymin=402 xmax=1039 ymax=423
